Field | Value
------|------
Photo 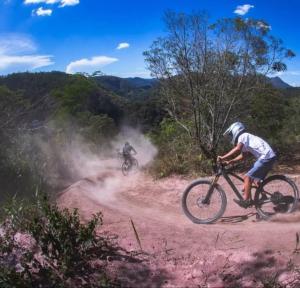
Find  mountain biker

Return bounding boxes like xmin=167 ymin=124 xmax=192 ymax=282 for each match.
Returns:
xmin=217 ymin=122 xmax=277 ymax=208
xmin=122 ymin=141 xmax=137 ymax=165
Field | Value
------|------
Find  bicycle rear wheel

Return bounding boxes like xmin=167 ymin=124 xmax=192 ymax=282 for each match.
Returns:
xmin=254 ymin=175 xmax=299 ymax=220
xmin=182 ymin=180 xmax=227 ymax=224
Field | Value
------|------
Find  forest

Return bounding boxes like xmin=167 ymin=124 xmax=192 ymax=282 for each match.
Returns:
xmin=0 ymin=66 xmax=300 ymax=197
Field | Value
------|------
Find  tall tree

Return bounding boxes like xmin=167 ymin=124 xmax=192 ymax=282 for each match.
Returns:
xmin=144 ymin=11 xmax=295 ymax=158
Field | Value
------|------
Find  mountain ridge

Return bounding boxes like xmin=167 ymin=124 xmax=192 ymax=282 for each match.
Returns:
xmin=268 ymin=76 xmax=292 ymax=89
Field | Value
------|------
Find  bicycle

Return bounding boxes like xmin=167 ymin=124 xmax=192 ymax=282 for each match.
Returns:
xmin=121 ymin=156 xmax=139 ymax=176
xmin=182 ymin=162 xmax=299 ymax=224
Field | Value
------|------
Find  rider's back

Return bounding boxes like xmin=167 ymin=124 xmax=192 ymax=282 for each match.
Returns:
xmin=123 ymin=145 xmax=132 ymax=155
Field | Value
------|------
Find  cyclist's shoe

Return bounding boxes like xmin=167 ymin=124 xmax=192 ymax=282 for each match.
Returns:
xmin=233 ymin=198 xmax=253 ymax=209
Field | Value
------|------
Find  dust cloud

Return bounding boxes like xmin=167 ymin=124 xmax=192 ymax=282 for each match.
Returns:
xmin=14 ymin=124 xmax=158 ymax=196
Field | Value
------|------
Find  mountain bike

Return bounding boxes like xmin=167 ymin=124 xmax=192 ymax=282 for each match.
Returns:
xmin=121 ymin=156 xmax=139 ymax=176
xmin=182 ymin=162 xmax=299 ymax=224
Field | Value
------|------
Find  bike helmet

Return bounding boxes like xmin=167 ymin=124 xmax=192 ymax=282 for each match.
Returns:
xmin=223 ymin=122 xmax=246 ymax=145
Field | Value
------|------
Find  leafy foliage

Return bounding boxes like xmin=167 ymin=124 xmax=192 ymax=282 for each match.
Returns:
xmin=144 ymin=11 xmax=295 ymax=158
xmin=28 ymin=207 xmax=107 ymax=282
xmin=150 ymin=118 xmax=212 ymax=177
xmin=94 ymin=75 xmax=157 ymax=101
xmin=245 ymin=87 xmax=287 ymax=146
xmin=0 ymin=193 xmax=119 ymax=287
xmin=0 ymin=63 xmax=299 ymax=190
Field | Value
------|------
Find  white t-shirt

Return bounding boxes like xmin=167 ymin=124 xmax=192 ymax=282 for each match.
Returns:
xmin=237 ymin=133 xmax=276 ymax=160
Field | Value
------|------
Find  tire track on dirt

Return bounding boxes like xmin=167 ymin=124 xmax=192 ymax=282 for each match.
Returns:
xmin=59 ymin=170 xmax=300 ymax=252
xmin=58 ymin=170 xmax=300 ymax=287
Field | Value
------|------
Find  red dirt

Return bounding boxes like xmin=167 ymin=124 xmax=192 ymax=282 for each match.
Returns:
xmin=58 ymin=166 xmax=300 ymax=287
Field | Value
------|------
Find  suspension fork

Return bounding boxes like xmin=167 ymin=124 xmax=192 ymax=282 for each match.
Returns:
xmin=203 ymin=175 xmax=220 ymax=204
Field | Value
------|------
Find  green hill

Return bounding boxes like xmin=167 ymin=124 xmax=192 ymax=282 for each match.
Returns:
xmin=93 ymin=75 xmax=158 ymax=101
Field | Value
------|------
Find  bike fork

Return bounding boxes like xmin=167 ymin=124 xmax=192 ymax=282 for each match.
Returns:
xmin=203 ymin=175 xmax=220 ymax=204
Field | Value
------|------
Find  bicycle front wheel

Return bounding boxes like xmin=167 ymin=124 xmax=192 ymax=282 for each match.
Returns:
xmin=122 ymin=162 xmax=130 ymax=176
xmin=182 ymin=180 xmax=227 ymax=224
xmin=254 ymin=175 xmax=299 ymax=220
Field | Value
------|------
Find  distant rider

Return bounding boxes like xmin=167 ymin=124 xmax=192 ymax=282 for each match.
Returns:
xmin=217 ymin=122 xmax=277 ymax=208
xmin=122 ymin=142 xmax=137 ymax=165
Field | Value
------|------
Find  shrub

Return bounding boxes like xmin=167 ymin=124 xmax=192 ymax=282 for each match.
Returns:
xmin=0 ymin=192 xmax=119 ymax=287
xmin=149 ymin=118 xmax=213 ymax=177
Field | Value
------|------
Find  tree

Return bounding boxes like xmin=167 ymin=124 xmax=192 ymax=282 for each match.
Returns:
xmin=243 ymin=86 xmax=286 ymax=147
xmin=144 ymin=11 xmax=295 ymax=158
xmin=0 ymin=86 xmax=29 ymax=131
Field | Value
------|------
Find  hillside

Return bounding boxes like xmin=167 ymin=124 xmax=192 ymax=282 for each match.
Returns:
xmin=0 ymin=72 xmax=128 ymax=123
xmin=94 ymin=75 xmax=158 ymax=101
xmin=268 ymin=76 xmax=292 ymax=89
xmin=284 ymin=87 xmax=300 ymax=97
xmin=0 ymin=72 xmax=154 ymax=197
xmin=0 ymin=71 xmax=299 ymax=196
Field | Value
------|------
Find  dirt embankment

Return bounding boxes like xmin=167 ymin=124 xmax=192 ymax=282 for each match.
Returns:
xmin=58 ymin=165 xmax=300 ymax=287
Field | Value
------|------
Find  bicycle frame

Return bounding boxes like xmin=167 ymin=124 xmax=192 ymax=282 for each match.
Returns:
xmin=203 ymin=165 xmax=245 ymax=203
xmin=222 ymin=169 xmax=245 ymax=201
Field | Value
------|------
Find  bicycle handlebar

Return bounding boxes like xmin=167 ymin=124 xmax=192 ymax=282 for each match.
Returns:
xmin=213 ymin=160 xmax=244 ymax=174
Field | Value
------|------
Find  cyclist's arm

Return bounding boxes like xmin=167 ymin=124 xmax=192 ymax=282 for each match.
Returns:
xmin=227 ymin=152 xmax=245 ymax=164
xmin=218 ymin=143 xmax=243 ymax=161
xmin=131 ymin=147 xmax=137 ymax=155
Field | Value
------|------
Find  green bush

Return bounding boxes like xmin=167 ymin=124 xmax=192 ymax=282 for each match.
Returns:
xmin=0 ymin=193 xmax=119 ymax=287
xmin=240 ymin=87 xmax=300 ymax=160
xmin=0 ymin=266 xmax=30 ymax=288
xmin=149 ymin=118 xmax=213 ymax=177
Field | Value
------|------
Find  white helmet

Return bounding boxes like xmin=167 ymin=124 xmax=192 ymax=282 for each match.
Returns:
xmin=223 ymin=122 xmax=245 ymax=145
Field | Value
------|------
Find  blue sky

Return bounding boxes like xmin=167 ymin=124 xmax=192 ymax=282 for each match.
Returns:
xmin=0 ymin=0 xmax=300 ymax=86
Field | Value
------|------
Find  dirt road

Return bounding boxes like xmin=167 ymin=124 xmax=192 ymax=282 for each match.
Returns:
xmin=59 ymin=165 xmax=300 ymax=287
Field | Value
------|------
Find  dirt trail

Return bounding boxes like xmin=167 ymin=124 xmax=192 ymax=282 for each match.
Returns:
xmin=58 ymin=166 xmax=300 ymax=287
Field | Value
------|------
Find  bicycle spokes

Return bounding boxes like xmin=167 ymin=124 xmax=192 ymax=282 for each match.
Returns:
xmin=197 ymin=196 xmax=210 ymax=207
xmin=182 ymin=180 xmax=227 ymax=224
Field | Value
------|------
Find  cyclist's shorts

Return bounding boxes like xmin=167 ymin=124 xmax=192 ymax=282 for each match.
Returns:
xmin=246 ymin=157 xmax=277 ymax=181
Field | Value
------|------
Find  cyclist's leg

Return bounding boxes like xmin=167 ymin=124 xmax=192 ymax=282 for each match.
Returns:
xmin=123 ymin=153 xmax=129 ymax=164
xmin=244 ymin=158 xmax=276 ymax=199
xmin=243 ymin=175 xmax=253 ymax=200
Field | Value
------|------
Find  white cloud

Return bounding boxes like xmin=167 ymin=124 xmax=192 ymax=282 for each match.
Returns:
xmin=59 ymin=0 xmax=79 ymax=7
xmin=0 ymin=34 xmax=36 ymax=55
xmin=24 ymin=0 xmax=59 ymax=4
xmin=0 ymin=34 xmax=54 ymax=72
xmin=33 ymin=7 xmax=53 ymax=16
xmin=234 ymin=4 xmax=254 ymax=16
xmin=274 ymin=71 xmax=300 ymax=77
xmin=117 ymin=70 xmax=151 ymax=78
xmin=274 ymin=70 xmax=300 ymax=76
xmin=66 ymin=56 xmax=118 ymax=74
xmin=290 ymin=71 xmax=300 ymax=76
xmin=24 ymin=0 xmax=79 ymax=17
xmin=0 ymin=55 xmax=53 ymax=70
xmin=116 ymin=42 xmax=130 ymax=50
xmin=24 ymin=0 xmax=80 ymax=7
xmin=273 ymin=71 xmax=300 ymax=87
